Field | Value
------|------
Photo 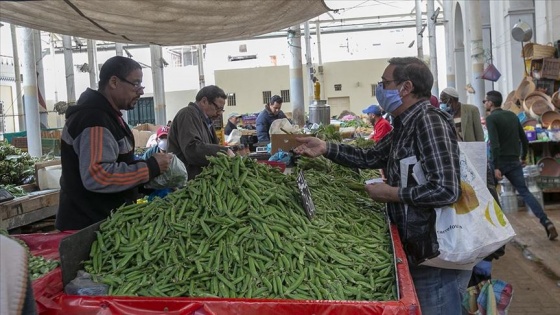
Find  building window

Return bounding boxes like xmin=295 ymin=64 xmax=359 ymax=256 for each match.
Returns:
xmin=280 ymin=90 xmax=290 ymax=102
xmin=262 ymin=91 xmax=271 ymax=104
xmin=227 ymin=93 xmax=236 ymax=106
xmin=334 ymin=84 xmax=342 ymax=91
xmin=371 ymin=84 xmax=376 ymax=97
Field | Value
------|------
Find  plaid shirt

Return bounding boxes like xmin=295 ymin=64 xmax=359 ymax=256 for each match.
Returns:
xmin=325 ymin=100 xmax=460 ymax=260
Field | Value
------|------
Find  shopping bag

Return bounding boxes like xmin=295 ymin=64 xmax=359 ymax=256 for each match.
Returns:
xmin=145 ymin=155 xmax=188 ymax=189
xmin=415 ymin=143 xmax=516 ymax=270
xmin=462 ymin=279 xmax=513 ymax=315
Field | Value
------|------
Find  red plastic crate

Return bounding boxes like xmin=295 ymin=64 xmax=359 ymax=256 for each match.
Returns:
xmin=13 ymin=231 xmax=76 ymax=314
xmin=40 ymin=225 xmax=420 ymax=315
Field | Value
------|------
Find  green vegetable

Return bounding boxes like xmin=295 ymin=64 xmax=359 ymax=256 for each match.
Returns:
xmin=84 ymin=155 xmax=396 ymax=300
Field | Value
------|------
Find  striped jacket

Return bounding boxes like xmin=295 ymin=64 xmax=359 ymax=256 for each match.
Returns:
xmin=55 ymin=88 xmax=160 ymax=231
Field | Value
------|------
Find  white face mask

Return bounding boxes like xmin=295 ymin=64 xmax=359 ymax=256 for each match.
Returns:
xmin=157 ymin=139 xmax=168 ymax=151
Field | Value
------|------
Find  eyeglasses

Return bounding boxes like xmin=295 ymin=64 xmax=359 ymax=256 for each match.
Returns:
xmin=378 ymin=79 xmax=399 ymax=89
xmin=117 ymin=76 xmax=145 ymax=91
xmin=210 ymin=101 xmax=225 ymax=113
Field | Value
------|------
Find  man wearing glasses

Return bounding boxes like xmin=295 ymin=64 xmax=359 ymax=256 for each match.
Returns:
xmin=56 ymin=56 xmax=172 ymax=231
xmin=168 ymin=85 xmax=234 ymax=181
xmin=295 ymin=57 xmax=467 ymax=314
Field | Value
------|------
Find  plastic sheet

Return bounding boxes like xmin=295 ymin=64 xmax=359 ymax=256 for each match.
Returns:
xmin=41 ymin=226 xmax=420 ymax=315
xmin=14 ymin=231 xmax=76 ymax=314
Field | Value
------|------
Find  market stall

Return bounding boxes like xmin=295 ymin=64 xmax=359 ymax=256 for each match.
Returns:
xmin=35 ymin=154 xmax=421 ymax=315
xmin=0 ymin=141 xmax=61 ymax=231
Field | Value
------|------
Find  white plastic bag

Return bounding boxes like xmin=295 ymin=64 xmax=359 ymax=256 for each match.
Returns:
xmin=226 ymin=129 xmax=242 ymax=145
xmin=269 ymin=118 xmax=298 ymax=135
xmin=414 ymin=143 xmax=516 ymax=270
xmin=145 ymin=155 xmax=188 ymax=189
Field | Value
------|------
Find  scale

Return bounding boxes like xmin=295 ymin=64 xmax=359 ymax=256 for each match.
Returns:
xmin=255 ymin=146 xmax=268 ymax=153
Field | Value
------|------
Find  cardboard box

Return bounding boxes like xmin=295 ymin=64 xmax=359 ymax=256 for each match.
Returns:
xmin=270 ymin=134 xmax=312 ymax=154
xmin=132 ymin=123 xmax=160 ymax=132
xmin=132 ymin=129 xmax=154 ymax=148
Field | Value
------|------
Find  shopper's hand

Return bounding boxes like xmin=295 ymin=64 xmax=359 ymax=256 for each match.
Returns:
xmin=473 ymin=260 xmax=492 ymax=277
xmin=494 ymin=169 xmax=502 ymax=181
xmin=293 ymin=137 xmax=327 ymax=157
xmin=365 ymin=182 xmax=400 ymax=203
xmin=226 ymin=149 xmax=235 ymax=157
xmin=152 ymin=152 xmax=173 ymax=173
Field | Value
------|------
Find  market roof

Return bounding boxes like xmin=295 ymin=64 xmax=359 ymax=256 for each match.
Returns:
xmin=0 ymin=0 xmax=330 ymax=46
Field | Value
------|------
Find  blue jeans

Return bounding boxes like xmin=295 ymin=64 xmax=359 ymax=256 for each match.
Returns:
xmin=409 ymin=265 xmax=472 ymax=315
xmin=499 ymin=161 xmax=549 ymax=226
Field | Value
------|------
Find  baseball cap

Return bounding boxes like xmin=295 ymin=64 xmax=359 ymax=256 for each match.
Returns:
xmin=228 ymin=112 xmax=242 ymax=119
xmin=156 ymin=126 xmax=169 ymax=138
xmin=362 ymin=104 xmax=382 ymax=115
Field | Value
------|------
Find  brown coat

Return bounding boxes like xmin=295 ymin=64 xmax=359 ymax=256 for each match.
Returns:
xmin=168 ymin=102 xmax=228 ymax=180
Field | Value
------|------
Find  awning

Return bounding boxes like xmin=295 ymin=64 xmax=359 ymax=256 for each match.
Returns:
xmin=0 ymin=0 xmax=329 ymax=46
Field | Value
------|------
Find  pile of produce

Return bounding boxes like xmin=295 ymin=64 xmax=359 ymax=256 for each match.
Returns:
xmin=85 ymin=154 xmax=396 ymax=300
xmin=0 ymin=229 xmax=60 ymax=280
xmin=0 ymin=184 xmax=27 ymax=197
xmin=0 ymin=141 xmax=34 ymax=186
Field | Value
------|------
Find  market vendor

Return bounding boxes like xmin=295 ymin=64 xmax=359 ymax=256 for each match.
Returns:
xmin=256 ymin=95 xmax=288 ymax=142
xmin=55 ymin=56 xmax=172 ymax=231
xmin=362 ymin=104 xmax=392 ymax=142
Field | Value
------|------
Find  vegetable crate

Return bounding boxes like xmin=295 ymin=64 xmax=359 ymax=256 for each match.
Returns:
xmin=47 ymin=224 xmax=420 ymax=315
xmin=13 ymin=232 xmax=76 ymax=314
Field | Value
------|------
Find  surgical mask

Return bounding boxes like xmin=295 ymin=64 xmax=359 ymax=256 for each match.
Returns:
xmin=440 ymin=103 xmax=451 ymax=113
xmin=157 ymin=139 xmax=168 ymax=151
xmin=375 ymin=83 xmax=402 ymax=114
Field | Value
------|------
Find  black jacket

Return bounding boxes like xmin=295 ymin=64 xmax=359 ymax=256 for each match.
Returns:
xmin=224 ymin=120 xmax=237 ymax=136
xmin=55 ymin=89 xmax=160 ymax=230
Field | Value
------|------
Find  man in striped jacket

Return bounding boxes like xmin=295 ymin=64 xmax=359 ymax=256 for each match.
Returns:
xmin=56 ymin=56 xmax=172 ymax=231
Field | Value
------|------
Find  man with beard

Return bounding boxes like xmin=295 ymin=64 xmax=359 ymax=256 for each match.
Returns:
xmin=362 ymin=104 xmax=392 ymax=142
xmin=168 ymin=85 xmax=234 ymax=181
xmin=56 ymin=56 xmax=172 ymax=231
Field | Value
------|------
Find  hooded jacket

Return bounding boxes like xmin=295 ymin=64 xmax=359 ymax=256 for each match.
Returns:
xmin=55 ymin=88 xmax=160 ymax=230
xmin=256 ymin=106 xmax=287 ymax=142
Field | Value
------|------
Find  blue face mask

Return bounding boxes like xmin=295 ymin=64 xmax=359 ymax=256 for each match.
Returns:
xmin=440 ymin=103 xmax=451 ymax=113
xmin=375 ymin=83 xmax=402 ymax=114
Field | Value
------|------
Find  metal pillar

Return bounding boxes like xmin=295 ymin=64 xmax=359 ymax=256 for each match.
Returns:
xmin=10 ymin=24 xmax=25 ymax=130
xmin=18 ymin=27 xmax=42 ymax=157
xmin=150 ymin=45 xmax=166 ymax=126
xmin=468 ymin=0 xmax=485 ymax=115
xmin=304 ymin=22 xmax=314 ymax=105
xmin=87 ymin=39 xmax=98 ymax=89
xmin=33 ymin=30 xmax=48 ymax=128
xmin=63 ymin=35 xmax=76 ymax=104
xmin=443 ymin=0 xmax=455 ymax=89
xmin=197 ymin=44 xmax=205 ymax=89
xmin=315 ymin=20 xmax=324 ymax=100
xmin=115 ymin=43 xmax=127 ymax=123
xmin=415 ymin=0 xmax=424 ymax=59
xmin=288 ymin=25 xmax=305 ymax=128
xmin=427 ymin=0 xmax=439 ymax=96
xmin=115 ymin=43 xmax=123 ymax=56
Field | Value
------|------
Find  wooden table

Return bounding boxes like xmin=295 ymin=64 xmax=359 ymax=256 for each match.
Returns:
xmin=0 ymin=189 xmax=60 ymax=230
